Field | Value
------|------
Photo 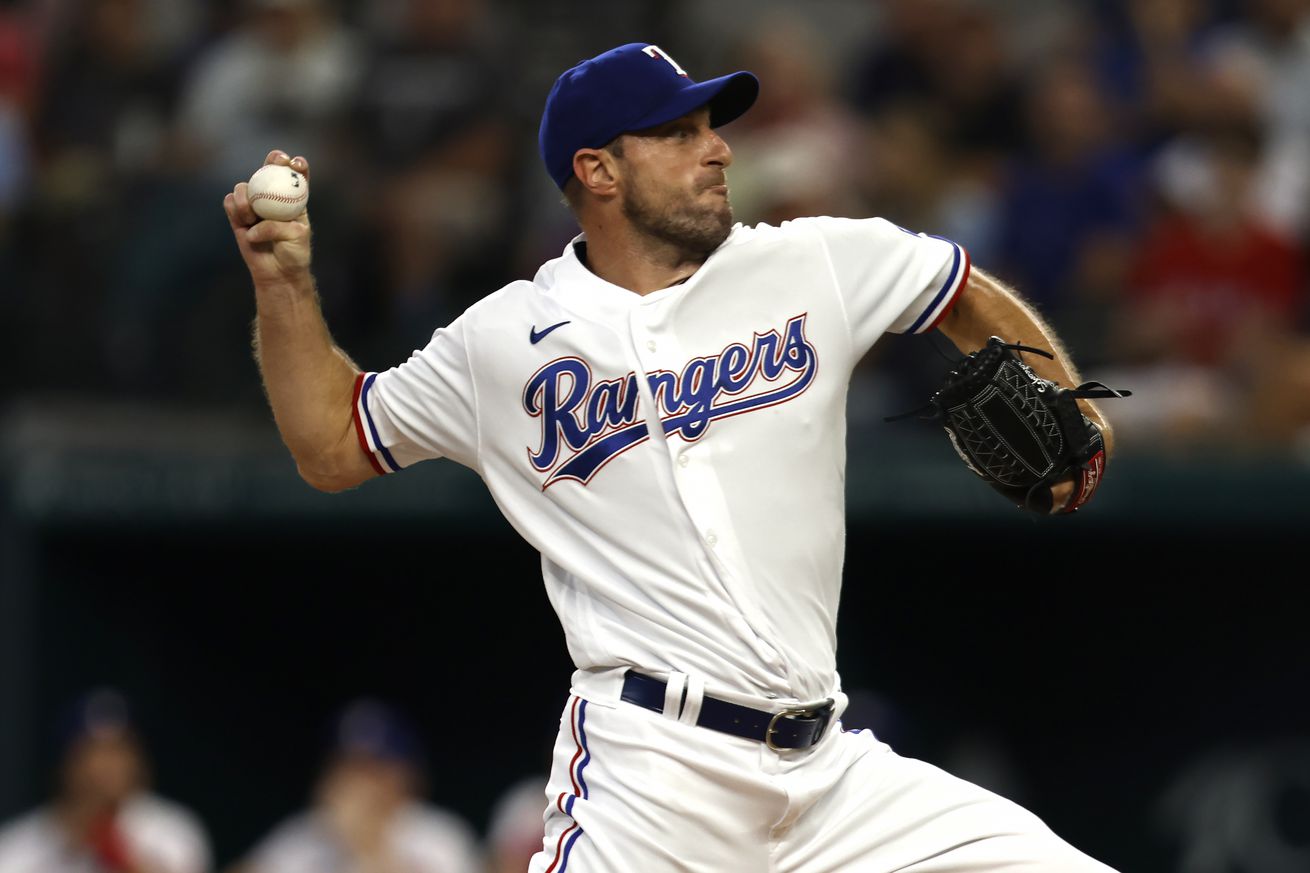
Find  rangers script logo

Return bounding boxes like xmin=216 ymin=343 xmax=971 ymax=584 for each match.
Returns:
xmin=523 ymin=314 xmax=819 ymax=488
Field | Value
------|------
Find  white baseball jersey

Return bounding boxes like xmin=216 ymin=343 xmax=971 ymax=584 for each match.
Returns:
xmin=352 ymin=217 xmax=969 ymax=703
xmin=245 ymin=803 xmax=481 ymax=873
xmin=0 ymin=794 xmax=211 ymax=873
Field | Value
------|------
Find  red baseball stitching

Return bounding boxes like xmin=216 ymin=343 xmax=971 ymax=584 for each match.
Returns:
xmin=250 ymin=191 xmax=307 ymax=203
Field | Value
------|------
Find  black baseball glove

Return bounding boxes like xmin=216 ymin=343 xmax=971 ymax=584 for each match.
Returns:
xmin=888 ymin=337 xmax=1131 ymax=514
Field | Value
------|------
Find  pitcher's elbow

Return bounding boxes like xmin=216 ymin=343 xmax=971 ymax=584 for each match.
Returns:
xmin=299 ymin=466 xmax=355 ymax=492
xmin=295 ymin=453 xmax=369 ymax=493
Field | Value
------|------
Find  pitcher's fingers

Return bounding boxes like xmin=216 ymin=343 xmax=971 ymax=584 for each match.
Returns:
xmin=224 ymin=191 xmax=258 ymax=234
xmin=263 ymin=149 xmax=291 ymax=167
xmin=246 ymin=218 xmax=308 ymax=245
xmin=231 ymin=182 xmax=260 ymax=226
xmin=289 ymin=155 xmax=310 ymax=180
xmin=223 ymin=192 xmax=241 ymax=230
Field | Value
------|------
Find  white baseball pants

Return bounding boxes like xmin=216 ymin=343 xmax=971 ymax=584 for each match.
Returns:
xmin=528 ymin=672 xmax=1119 ymax=873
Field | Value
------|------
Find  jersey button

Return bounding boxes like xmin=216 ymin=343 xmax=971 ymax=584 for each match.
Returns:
xmin=705 ymin=530 xmax=718 ymax=547
xmin=678 ymin=453 xmax=689 ymax=468
xmin=646 ymin=340 xmax=657 ymax=352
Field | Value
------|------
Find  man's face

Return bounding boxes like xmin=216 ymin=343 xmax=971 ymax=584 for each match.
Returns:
xmin=61 ymin=730 xmax=144 ymax=806
xmin=317 ymin=754 xmax=414 ymax=815
xmin=611 ymin=107 xmax=736 ymax=257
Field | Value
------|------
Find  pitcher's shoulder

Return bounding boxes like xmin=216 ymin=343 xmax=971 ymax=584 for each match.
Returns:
xmin=723 ymin=216 xmax=865 ymax=248
xmin=459 ymin=278 xmax=549 ymax=324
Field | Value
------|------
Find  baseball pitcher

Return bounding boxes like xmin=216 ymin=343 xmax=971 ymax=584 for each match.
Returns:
xmin=224 ymin=43 xmax=1122 ymax=873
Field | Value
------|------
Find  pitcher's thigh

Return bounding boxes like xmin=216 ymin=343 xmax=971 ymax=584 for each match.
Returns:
xmin=778 ymin=742 xmax=1119 ymax=873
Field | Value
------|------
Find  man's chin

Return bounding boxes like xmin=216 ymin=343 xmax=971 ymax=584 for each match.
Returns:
xmin=623 ymin=193 xmax=734 ymax=255
xmin=693 ymin=206 xmax=734 ymax=252
xmin=701 ymin=195 xmax=733 ymax=227
xmin=714 ymin=205 xmax=735 ymax=239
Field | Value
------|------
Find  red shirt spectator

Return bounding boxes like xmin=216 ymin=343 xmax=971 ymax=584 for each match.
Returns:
xmin=1130 ymin=212 xmax=1305 ymax=364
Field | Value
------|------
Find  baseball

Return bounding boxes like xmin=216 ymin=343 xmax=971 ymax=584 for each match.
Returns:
xmin=247 ymin=163 xmax=309 ymax=221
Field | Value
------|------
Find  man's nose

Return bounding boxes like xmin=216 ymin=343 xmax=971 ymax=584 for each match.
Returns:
xmin=705 ymin=129 xmax=733 ymax=168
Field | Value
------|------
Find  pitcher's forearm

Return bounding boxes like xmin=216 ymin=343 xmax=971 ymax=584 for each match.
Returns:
xmin=253 ymin=274 xmax=367 ymax=488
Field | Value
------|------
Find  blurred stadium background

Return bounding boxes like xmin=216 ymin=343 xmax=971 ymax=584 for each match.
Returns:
xmin=2 ymin=0 xmax=1309 ymax=870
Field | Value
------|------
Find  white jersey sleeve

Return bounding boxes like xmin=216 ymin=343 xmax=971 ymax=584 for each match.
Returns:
xmin=800 ymin=216 xmax=971 ymax=353
xmin=352 ymin=316 xmax=480 ymax=474
xmin=119 ymin=794 xmax=212 ymax=873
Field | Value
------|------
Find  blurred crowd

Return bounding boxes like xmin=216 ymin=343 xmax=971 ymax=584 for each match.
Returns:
xmin=7 ymin=687 xmax=1308 ymax=872
xmin=2 ymin=0 xmax=1309 ymax=453
xmin=0 ymin=689 xmax=547 ymax=873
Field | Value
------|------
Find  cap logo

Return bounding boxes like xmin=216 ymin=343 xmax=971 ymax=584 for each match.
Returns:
xmin=643 ymin=45 xmax=689 ymax=78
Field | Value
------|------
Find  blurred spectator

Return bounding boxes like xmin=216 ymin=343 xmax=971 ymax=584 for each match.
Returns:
xmin=0 ymin=688 xmax=211 ymax=873
xmin=1125 ymin=124 xmax=1305 ymax=366
xmin=996 ymin=57 xmax=1142 ymax=322
xmin=855 ymin=101 xmax=1001 ymax=264
xmin=1203 ymin=0 xmax=1310 ymax=237
xmin=483 ymin=776 xmax=545 ymax=873
xmin=719 ymin=15 xmax=864 ymax=225
xmin=88 ymin=0 xmax=363 ymax=397
xmin=0 ymin=0 xmax=35 ymax=232
xmin=35 ymin=0 xmax=182 ymax=209
xmin=229 ymin=699 xmax=480 ymax=873
xmin=1 ymin=1 xmax=39 ymax=401
xmin=848 ymin=0 xmax=1024 ymax=158
xmin=175 ymin=0 xmax=362 ymax=184
xmin=1107 ymin=123 xmax=1309 ymax=447
xmin=848 ymin=0 xmax=954 ymax=115
xmin=1088 ymin=0 xmax=1242 ymax=147
xmin=353 ymin=0 xmax=503 ymax=169
xmin=843 ymin=1 xmax=1025 ymax=265
xmin=348 ymin=0 xmax=516 ymax=346
xmin=915 ymin=2 xmax=1025 ymax=159
xmin=14 ymin=0 xmax=192 ymax=397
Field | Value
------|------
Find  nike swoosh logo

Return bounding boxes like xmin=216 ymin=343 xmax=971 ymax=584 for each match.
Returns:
xmin=530 ymin=320 xmax=571 ymax=344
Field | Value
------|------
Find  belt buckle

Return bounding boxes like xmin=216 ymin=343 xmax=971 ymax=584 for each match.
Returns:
xmin=765 ymin=698 xmax=834 ymax=751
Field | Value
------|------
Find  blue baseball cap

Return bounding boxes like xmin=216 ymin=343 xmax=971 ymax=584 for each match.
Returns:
xmin=330 ymin=699 xmax=424 ymax=766
xmin=539 ymin=43 xmax=759 ymax=190
xmin=56 ymin=688 xmax=135 ymax=751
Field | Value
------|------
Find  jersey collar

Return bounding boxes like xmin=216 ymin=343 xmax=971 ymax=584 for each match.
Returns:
xmin=537 ymin=230 xmax=740 ymax=319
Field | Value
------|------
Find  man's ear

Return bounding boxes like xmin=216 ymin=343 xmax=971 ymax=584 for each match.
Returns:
xmin=573 ymin=148 xmax=620 ymax=198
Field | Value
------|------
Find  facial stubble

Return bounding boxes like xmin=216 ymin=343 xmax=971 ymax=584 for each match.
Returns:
xmin=620 ymin=162 xmax=734 ymax=259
